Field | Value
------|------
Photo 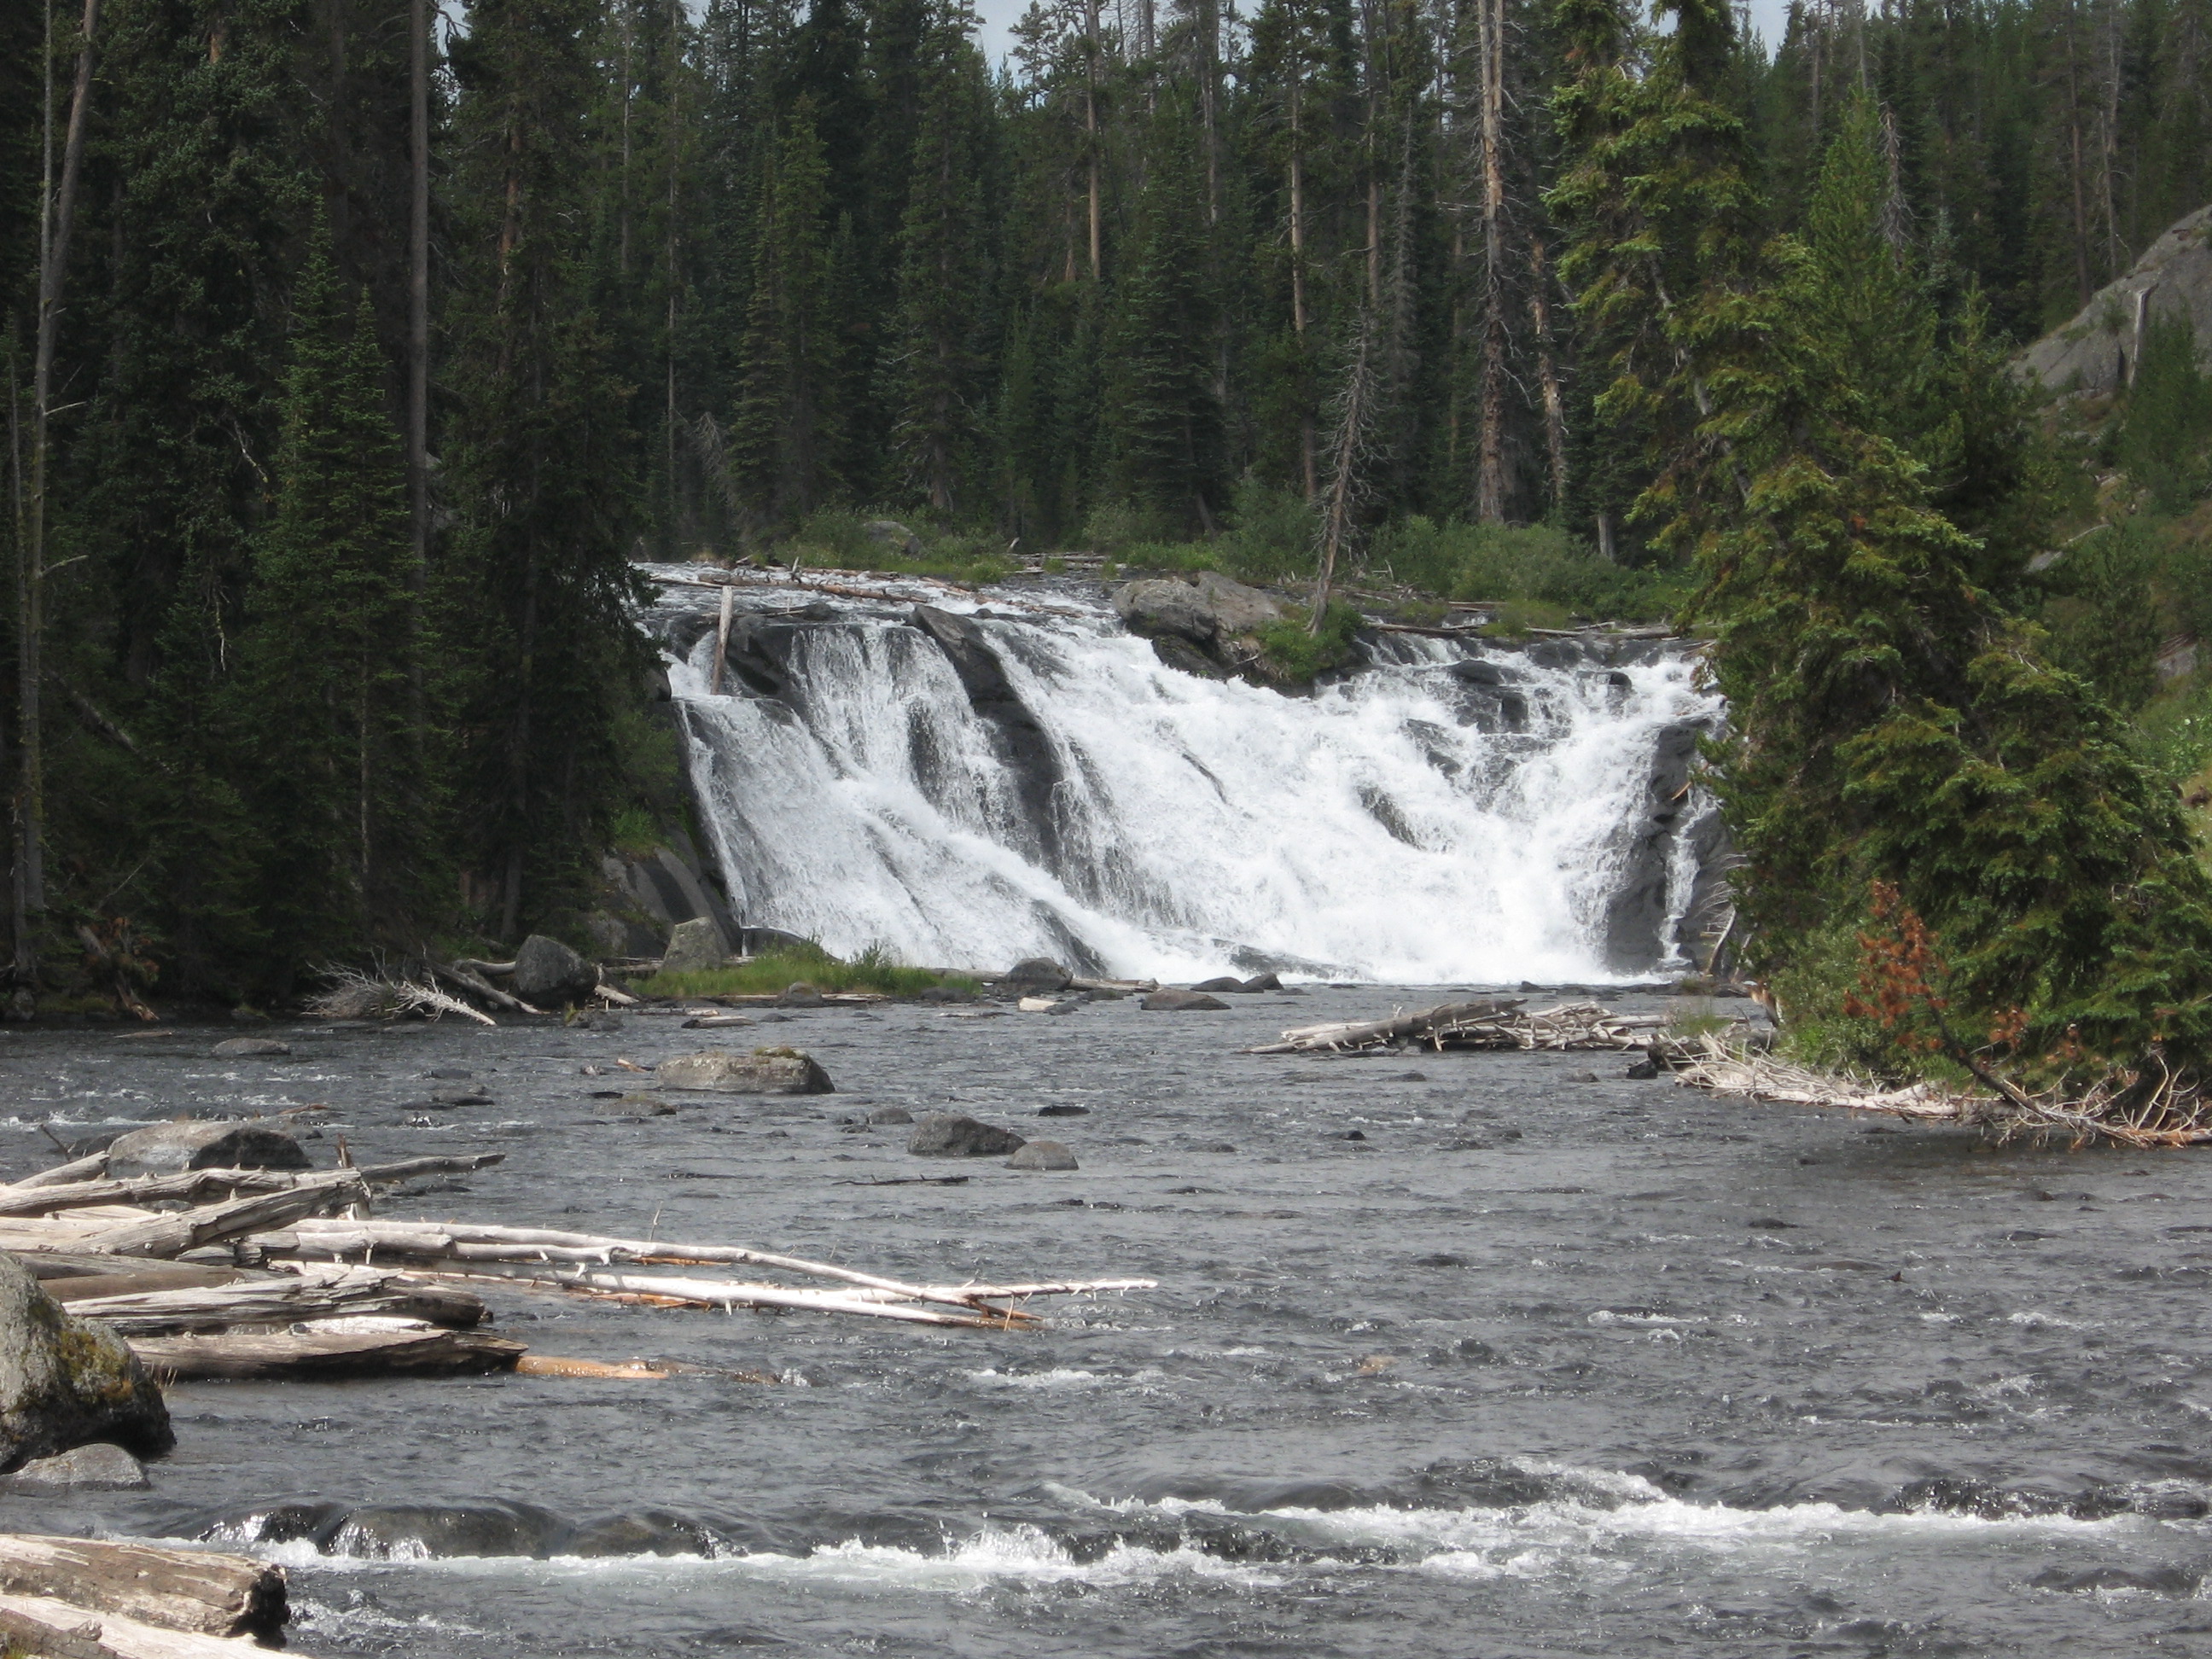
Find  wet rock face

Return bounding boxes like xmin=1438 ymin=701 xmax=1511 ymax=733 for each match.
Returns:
xmin=322 ymin=1500 xmax=573 ymax=1561
xmin=656 ymin=1048 xmax=835 ymax=1095
xmin=1112 ymin=573 xmax=1285 ymax=647
xmin=105 ymin=1119 xmax=311 ymax=1180
xmin=0 ymin=1254 xmax=173 ymax=1473
xmin=2021 ymin=205 xmax=2212 ymax=399
xmin=661 ymin=917 xmax=728 ymax=974
xmin=1000 ymin=958 xmax=1073 ymax=995
xmin=907 ymin=1114 xmax=1027 ymax=1157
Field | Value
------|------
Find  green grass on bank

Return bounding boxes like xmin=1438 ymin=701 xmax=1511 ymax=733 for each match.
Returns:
xmin=635 ymin=943 xmax=977 ymax=999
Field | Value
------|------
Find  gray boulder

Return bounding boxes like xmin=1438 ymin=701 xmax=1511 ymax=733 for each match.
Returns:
xmin=656 ymin=1047 xmax=834 ymax=1095
xmin=0 ymin=1441 xmax=149 ymax=1493
xmin=999 ymin=957 xmax=1071 ymax=994
xmin=511 ymin=934 xmax=599 ymax=1004
xmin=908 ymin=1113 xmax=1027 ymax=1157
xmin=660 ymin=917 xmax=730 ymax=974
xmin=106 ymin=1119 xmax=311 ymax=1180
xmin=1241 ymin=972 xmax=1283 ymax=992
xmin=1008 ymin=1140 xmax=1078 ymax=1171
xmin=1112 ymin=571 xmax=1285 ymax=646
xmin=0 ymin=1254 xmax=173 ymax=1473
xmin=867 ymin=1105 xmax=915 ymax=1126
xmin=1190 ymin=976 xmax=1245 ymax=992
xmin=1142 ymin=989 xmax=1230 ymax=1011
xmin=2021 ymin=206 xmax=2212 ymax=399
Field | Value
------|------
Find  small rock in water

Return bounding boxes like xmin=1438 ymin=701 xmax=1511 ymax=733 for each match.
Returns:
xmin=583 ymin=1011 xmax=625 ymax=1033
xmin=1575 ymin=1071 xmax=1599 ymax=1083
xmin=868 ymin=1105 xmax=915 ymax=1126
xmin=595 ymin=1094 xmax=675 ymax=1117
xmin=426 ymin=1067 xmax=475 ymax=1080
xmin=1240 ymin=972 xmax=1283 ymax=992
xmin=1395 ymin=1071 xmax=1428 ymax=1082
xmin=1016 ymin=996 xmax=1059 ymax=1012
xmin=999 ymin=958 xmax=1072 ymax=994
xmin=656 ymin=1047 xmax=834 ymax=1095
xmin=1038 ymin=1103 xmax=1091 ymax=1116
xmin=1008 ymin=1140 xmax=1078 ymax=1171
xmin=1045 ymin=998 xmax=1080 ymax=1016
xmin=1142 ymin=989 xmax=1230 ymax=1012
xmin=1192 ymin=1141 xmax=1236 ymax=1153
xmin=106 ymin=1120 xmax=311 ymax=1179
xmin=0 ymin=1440 xmax=149 ymax=1493
xmin=779 ymin=982 xmax=825 ymax=1006
xmin=1625 ymin=1057 xmax=1661 ymax=1080
xmin=1190 ymin=976 xmax=1245 ymax=993
xmin=212 ymin=1037 xmax=291 ymax=1058
xmin=917 ymin=985 xmax=974 ymax=1003
xmin=908 ymin=1113 xmax=1027 ymax=1157
xmin=1334 ymin=1129 xmax=1368 ymax=1141
xmin=430 ymin=1086 xmax=493 ymax=1105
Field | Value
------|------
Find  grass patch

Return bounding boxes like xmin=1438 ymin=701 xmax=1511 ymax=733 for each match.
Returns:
xmin=637 ymin=943 xmax=977 ymax=998
xmin=1255 ymin=602 xmax=1365 ymax=682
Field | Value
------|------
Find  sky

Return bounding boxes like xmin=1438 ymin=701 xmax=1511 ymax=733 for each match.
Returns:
xmin=964 ymin=0 xmax=1797 ymax=72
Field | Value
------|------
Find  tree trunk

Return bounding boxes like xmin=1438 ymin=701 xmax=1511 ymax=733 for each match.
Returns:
xmin=407 ymin=0 xmax=430 ymax=731
xmin=1474 ymin=0 xmax=1507 ymax=522
xmin=1289 ymin=78 xmax=1316 ymax=500
xmin=22 ymin=0 xmax=103 ymax=994
xmin=1528 ymin=233 xmax=1568 ymax=515
xmin=1084 ymin=0 xmax=1102 ymax=278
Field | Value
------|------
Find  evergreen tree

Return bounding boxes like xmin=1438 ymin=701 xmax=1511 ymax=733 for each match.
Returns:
xmin=730 ymin=102 xmax=843 ymax=524
xmin=886 ymin=1 xmax=996 ymax=515
xmin=232 ymin=229 xmax=426 ymax=973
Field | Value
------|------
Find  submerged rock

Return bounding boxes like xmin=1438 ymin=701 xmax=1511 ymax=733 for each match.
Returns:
xmin=106 ymin=1119 xmax=311 ymax=1179
xmin=211 ymin=1036 xmax=291 ymax=1058
xmin=0 ymin=1254 xmax=173 ymax=1473
xmin=908 ymin=1113 xmax=1027 ymax=1157
xmin=656 ymin=1048 xmax=834 ymax=1095
xmin=1142 ymin=989 xmax=1230 ymax=1011
xmin=1008 ymin=1140 xmax=1078 ymax=1171
xmin=321 ymin=1499 xmax=571 ymax=1560
xmin=511 ymin=934 xmax=599 ymax=1004
xmin=867 ymin=1105 xmax=915 ymax=1126
xmin=0 ymin=1440 xmax=150 ymax=1493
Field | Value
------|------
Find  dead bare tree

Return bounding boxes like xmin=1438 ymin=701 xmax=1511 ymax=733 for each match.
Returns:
xmin=1312 ymin=308 xmax=1379 ymax=632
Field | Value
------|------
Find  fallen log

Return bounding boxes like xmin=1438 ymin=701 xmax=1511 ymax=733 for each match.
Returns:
xmin=79 ymin=1173 xmax=370 ymax=1259
xmin=430 ymin=959 xmax=541 ymax=1016
xmin=131 ymin=1324 xmax=526 ymax=1381
xmin=387 ymin=1260 xmax=1022 ymax=1326
xmin=0 ymin=1153 xmax=504 ymax=1219
xmin=259 ymin=1217 xmax=1154 ymax=1318
xmin=1247 ymin=999 xmax=1683 ymax=1055
xmin=0 ymin=1534 xmax=285 ymax=1643
xmin=0 ymin=1593 xmax=276 ymax=1659
xmin=2 ymin=1150 xmax=111 ymax=1194
xmin=54 ymin=1262 xmax=487 ymax=1336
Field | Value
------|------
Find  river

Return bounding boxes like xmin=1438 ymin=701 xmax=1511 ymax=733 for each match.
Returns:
xmin=5 ymin=989 xmax=2208 ymax=1656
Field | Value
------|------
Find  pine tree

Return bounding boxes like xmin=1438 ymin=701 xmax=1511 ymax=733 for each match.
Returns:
xmin=886 ymin=1 xmax=997 ymax=515
xmin=232 ymin=229 xmax=426 ymax=971
xmin=730 ymin=102 xmax=844 ymax=525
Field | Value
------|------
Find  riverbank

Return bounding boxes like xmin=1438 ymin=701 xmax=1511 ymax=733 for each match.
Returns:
xmin=3 ymin=987 xmax=2207 ymax=1655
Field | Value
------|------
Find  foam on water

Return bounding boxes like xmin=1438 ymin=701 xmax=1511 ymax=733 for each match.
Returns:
xmin=651 ymin=573 xmax=1720 ymax=981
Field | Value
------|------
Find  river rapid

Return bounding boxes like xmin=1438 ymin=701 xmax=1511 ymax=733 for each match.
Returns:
xmin=4 ymin=993 xmax=2211 ymax=1656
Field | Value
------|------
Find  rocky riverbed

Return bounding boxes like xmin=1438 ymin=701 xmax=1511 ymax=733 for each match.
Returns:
xmin=3 ymin=987 xmax=2210 ymax=1656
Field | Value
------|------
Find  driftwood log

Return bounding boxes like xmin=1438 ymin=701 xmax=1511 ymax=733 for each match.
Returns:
xmin=0 ymin=1593 xmax=279 ymax=1659
xmin=51 ymin=1262 xmax=487 ymax=1336
xmin=1249 ymin=1000 xmax=1679 ymax=1056
xmin=0 ymin=1534 xmax=284 ymax=1643
xmin=255 ymin=1218 xmax=1156 ymax=1327
xmin=131 ymin=1325 xmax=527 ymax=1381
xmin=0 ymin=1153 xmax=504 ymax=1219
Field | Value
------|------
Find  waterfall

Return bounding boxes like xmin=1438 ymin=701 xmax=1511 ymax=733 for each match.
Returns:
xmin=644 ymin=569 xmax=1725 ymax=984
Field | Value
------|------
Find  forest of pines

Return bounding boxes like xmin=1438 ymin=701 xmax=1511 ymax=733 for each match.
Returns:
xmin=2 ymin=0 xmax=2211 ymax=1022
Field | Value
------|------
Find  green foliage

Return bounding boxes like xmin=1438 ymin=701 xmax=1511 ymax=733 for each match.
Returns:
xmin=638 ymin=942 xmax=976 ymax=997
xmin=2034 ymin=524 xmax=2163 ymax=713
xmin=2116 ymin=315 xmax=2212 ymax=512
xmin=1254 ymin=602 xmax=1363 ymax=681
xmin=1373 ymin=517 xmax=1691 ymax=619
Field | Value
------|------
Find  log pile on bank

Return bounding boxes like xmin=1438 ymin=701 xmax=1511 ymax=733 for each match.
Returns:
xmin=0 ymin=1128 xmax=1157 ymax=1382
xmin=1247 ymin=999 xmax=1698 ymax=1056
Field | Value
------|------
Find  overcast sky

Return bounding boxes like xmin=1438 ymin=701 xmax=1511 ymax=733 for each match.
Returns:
xmin=965 ymin=0 xmax=1797 ymax=71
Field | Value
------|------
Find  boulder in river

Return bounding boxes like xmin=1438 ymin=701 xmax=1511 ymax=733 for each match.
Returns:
xmin=908 ymin=1113 xmax=1027 ymax=1157
xmin=660 ymin=917 xmax=729 ymax=974
xmin=1240 ymin=972 xmax=1283 ymax=992
xmin=1008 ymin=1140 xmax=1078 ymax=1171
xmin=106 ymin=1119 xmax=311 ymax=1179
xmin=999 ymin=957 xmax=1072 ymax=994
xmin=1190 ymin=976 xmax=1246 ymax=992
xmin=320 ymin=1500 xmax=571 ymax=1560
xmin=867 ymin=1105 xmax=915 ymax=1125
xmin=656 ymin=1047 xmax=834 ymax=1095
xmin=0 ymin=1440 xmax=150 ymax=1493
xmin=1142 ymin=989 xmax=1230 ymax=1011
xmin=511 ymin=934 xmax=599 ymax=1004
xmin=211 ymin=1037 xmax=290 ymax=1058
xmin=1112 ymin=571 xmax=1284 ymax=646
xmin=0 ymin=1254 xmax=173 ymax=1473
xmin=779 ymin=981 xmax=825 ymax=1006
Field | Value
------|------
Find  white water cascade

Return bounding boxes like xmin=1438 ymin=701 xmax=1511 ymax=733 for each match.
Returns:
xmin=644 ymin=568 xmax=1725 ymax=984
